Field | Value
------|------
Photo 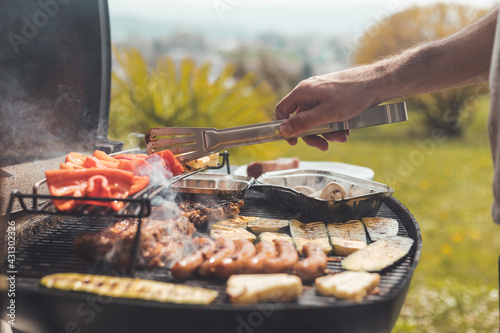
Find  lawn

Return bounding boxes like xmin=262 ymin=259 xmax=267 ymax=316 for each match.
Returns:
xmin=229 ymin=97 xmax=500 ymax=332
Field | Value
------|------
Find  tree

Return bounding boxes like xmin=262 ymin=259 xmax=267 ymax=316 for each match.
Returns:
xmin=109 ymin=47 xmax=279 ymax=162
xmin=353 ymin=4 xmax=489 ymax=137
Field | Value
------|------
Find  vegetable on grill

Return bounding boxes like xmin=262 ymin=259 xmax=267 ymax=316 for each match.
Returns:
xmin=327 ymin=220 xmax=367 ymax=256
xmin=341 ymin=236 xmax=414 ymax=272
xmin=289 ymin=219 xmax=332 ymax=255
xmin=40 ymin=273 xmax=218 ymax=305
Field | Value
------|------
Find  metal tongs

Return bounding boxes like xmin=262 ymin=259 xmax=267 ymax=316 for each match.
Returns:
xmin=145 ymin=102 xmax=408 ymax=163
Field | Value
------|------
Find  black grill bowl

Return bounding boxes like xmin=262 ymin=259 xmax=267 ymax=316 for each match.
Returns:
xmin=6 ymin=194 xmax=421 ymax=333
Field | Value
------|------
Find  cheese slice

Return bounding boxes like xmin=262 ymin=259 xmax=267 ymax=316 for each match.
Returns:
xmin=327 ymin=220 xmax=367 ymax=256
xmin=315 ymin=271 xmax=380 ymax=302
xmin=226 ymin=274 xmax=303 ymax=304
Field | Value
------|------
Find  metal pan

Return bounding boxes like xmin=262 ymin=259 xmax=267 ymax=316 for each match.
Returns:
xmin=254 ymin=169 xmax=394 ymax=222
xmin=171 ymin=173 xmax=254 ymax=202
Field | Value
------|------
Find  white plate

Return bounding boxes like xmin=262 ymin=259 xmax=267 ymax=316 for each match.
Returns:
xmin=233 ymin=161 xmax=374 ymax=180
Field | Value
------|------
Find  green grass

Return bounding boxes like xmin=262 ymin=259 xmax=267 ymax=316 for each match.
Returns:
xmin=230 ymin=97 xmax=500 ymax=332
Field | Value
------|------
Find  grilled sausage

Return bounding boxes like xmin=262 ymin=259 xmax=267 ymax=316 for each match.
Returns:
xmin=293 ymin=243 xmax=327 ymax=282
xmin=171 ymin=237 xmax=216 ymax=280
xmin=198 ymin=237 xmax=236 ymax=277
xmin=243 ymin=241 xmax=277 ymax=274
xmin=263 ymin=240 xmax=299 ymax=273
xmin=213 ymin=239 xmax=256 ymax=279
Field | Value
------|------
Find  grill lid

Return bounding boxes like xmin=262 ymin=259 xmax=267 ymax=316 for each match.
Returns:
xmin=0 ymin=0 xmax=120 ymax=214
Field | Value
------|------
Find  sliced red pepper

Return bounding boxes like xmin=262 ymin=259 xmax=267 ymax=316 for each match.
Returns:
xmin=45 ymin=168 xmax=136 ymax=211
xmin=65 ymin=152 xmax=87 ymax=167
xmin=147 ymin=150 xmax=184 ymax=176
xmin=92 ymin=150 xmax=120 ymax=169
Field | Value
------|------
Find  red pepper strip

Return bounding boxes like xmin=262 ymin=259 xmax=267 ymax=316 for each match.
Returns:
xmin=92 ymin=150 xmax=120 ymax=169
xmin=65 ymin=152 xmax=86 ymax=167
xmin=45 ymin=168 xmax=137 ymax=211
xmin=113 ymin=153 xmax=148 ymax=160
xmin=82 ymin=156 xmax=109 ymax=169
xmin=147 ymin=150 xmax=184 ymax=176
xmin=130 ymin=176 xmax=150 ymax=195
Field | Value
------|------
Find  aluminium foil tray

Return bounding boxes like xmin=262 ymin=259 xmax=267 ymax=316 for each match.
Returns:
xmin=255 ymin=169 xmax=394 ymax=222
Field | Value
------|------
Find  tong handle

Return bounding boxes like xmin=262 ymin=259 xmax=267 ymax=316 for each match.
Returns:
xmin=205 ymin=102 xmax=407 ymax=151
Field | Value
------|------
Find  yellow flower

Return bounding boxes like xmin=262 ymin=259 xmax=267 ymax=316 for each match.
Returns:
xmin=451 ymin=233 xmax=463 ymax=243
xmin=441 ymin=244 xmax=453 ymax=255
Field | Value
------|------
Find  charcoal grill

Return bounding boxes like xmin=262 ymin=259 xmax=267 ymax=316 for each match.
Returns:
xmin=0 ymin=1 xmax=421 ymax=333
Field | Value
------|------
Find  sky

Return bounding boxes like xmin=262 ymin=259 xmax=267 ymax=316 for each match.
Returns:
xmin=107 ymin=0 xmax=499 ymax=40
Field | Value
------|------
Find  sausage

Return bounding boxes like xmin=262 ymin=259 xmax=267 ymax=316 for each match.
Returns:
xmin=263 ymin=240 xmax=299 ymax=273
xmin=293 ymin=243 xmax=327 ymax=282
xmin=246 ymin=158 xmax=299 ymax=178
xmin=243 ymin=241 xmax=277 ymax=274
xmin=171 ymin=237 xmax=216 ymax=280
xmin=197 ymin=237 xmax=236 ymax=277
xmin=213 ymin=239 xmax=256 ymax=280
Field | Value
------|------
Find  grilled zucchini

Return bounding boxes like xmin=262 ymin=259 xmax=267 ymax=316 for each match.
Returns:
xmin=40 ymin=273 xmax=218 ymax=304
xmin=226 ymin=274 xmax=303 ymax=304
xmin=361 ymin=217 xmax=399 ymax=241
xmin=257 ymin=231 xmax=294 ymax=244
xmin=289 ymin=219 xmax=332 ymax=255
xmin=247 ymin=218 xmax=289 ymax=234
xmin=209 ymin=224 xmax=257 ymax=243
xmin=214 ymin=215 xmax=260 ymax=228
xmin=327 ymin=220 xmax=367 ymax=256
xmin=315 ymin=271 xmax=380 ymax=302
xmin=341 ymin=236 xmax=414 ymax=272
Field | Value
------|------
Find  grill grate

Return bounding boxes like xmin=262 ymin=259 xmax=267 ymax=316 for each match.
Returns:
xmin=12 ymin=189 xmax=420 ymax=308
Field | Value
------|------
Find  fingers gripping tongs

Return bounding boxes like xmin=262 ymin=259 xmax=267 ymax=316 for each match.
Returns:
xmin=145 ymin=102 xmax=408 ymax=163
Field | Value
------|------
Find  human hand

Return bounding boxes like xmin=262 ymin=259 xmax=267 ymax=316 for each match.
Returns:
xmin=275 ymin=71 xmax=379 ymax=151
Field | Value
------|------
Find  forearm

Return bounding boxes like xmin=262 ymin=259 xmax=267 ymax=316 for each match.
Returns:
xmin=360 ymin=7 xmax=498 ymax=104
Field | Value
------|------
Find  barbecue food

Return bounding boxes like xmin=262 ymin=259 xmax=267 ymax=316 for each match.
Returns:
xmin=212 ymin=239 xmax=256 ymax=280
xmin=213 ymin=215 xmax=260 ymax=228
xmin=243 ymin=241 xmax=277 ymax=274
xmin=247 ymin=218 xmax=289 ymax=234
xmin=257 ymin=231 xmax=294 ymax=244
xmin=362 ymin=217 xmax=399 ymax=241
xmin=198 ymin=237 xmax=236 ymax=277
xmin=262 ymin=239 xmax=299 ymax=273
xmin=289 ymin=219 xmax=332 ymax=255
xmin=315 ymin=271 xmax=380 ymax=302
xmin=74 ymin=215 xmax=194 ymax=271
xmin=327 ymin=220 xmax=368 ymax=256
xmin=293 ymin=243 xmax=327 ymax=282
xmin=342 ymin=236 xmax=414 ymax=272
xmin=209 ymin=224 xmax=256 ymax=243
xmin=246 ymin=157 xmax=299 ymax=178
xmin=226 ymin=273 xmax=303 ymax=304
xmin=171 ymin=237 xmax=216 ymax=280
xmin=40 ymin=273 xmax=218 ymax=305
xmin=311 ymin=182 xmax=346 ymax=200
xmin=178 ymin=199 xmax=244 ymax=228
xmin=182 ymin=153 xmax=219 ymax=172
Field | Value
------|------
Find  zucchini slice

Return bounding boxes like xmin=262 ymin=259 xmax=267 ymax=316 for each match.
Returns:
xmin=247 ymin=218 xmax=289 ymax=234
xmin=327 ymin=220 xmax=367 ymax=256
xmin=341 ymin=236 xmax=414 ymax=272
xmin=40 ymin=273 xmax=218 ymax=304
xmin=361 ymin=217 xmax=399 ymax=241
xmin=289 ymin=219 xmax=332 ymax=255
xmin=209 ymin=224 xmax=257 ymax=243
xmin=214 ymin=215 xmax=260 ymax=228
xmin=257 ymin=231 xmax=294 ymax=244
